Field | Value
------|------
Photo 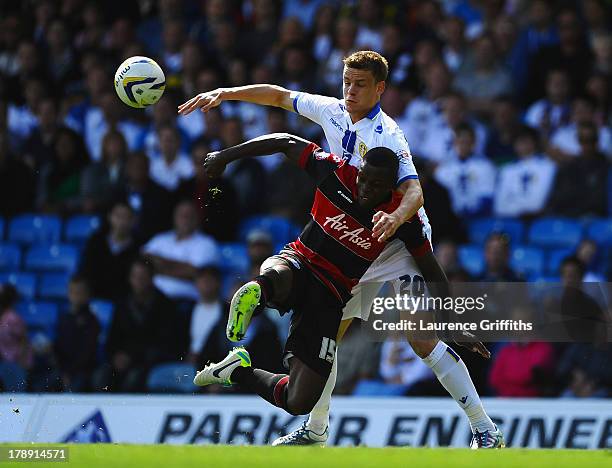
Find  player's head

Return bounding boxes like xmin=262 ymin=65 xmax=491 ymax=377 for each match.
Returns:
xmin=357 ymin=147 xmax=398 ymax=208
xmin=342 ymin=50 xmax=388 ymax=117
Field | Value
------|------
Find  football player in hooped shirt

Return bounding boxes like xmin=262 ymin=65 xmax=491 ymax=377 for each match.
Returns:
xmin=179 ymin=51 xmax=503 ymax=449
xmin=193 ymin=132 xmax=437 ymax=420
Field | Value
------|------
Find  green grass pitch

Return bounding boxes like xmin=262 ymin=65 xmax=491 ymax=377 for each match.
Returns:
xmin=3 ymin=444 xmax=611 ymax=468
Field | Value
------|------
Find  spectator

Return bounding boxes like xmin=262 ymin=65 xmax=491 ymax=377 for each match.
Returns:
xmin=403 ymin=61 xmax=452 ymax=157
xmin=420 ymin=92 xmax=487 ymax=163
xmin=80 ymin=129 xmax=127 ymax=213
xmin=454 ymin=34 xmax=514 ymax=119
xmin=54 ymin=276 xmax=100 ymax=392
xmin=484 ymin=96 xmax=521 ymax=163
xmin=44 ymin=19 xmax=77 ymax=88
xmin=355 ymin=0 xmax=383 ymax=52
xmin=143 ymin=200 xmax=220 ymax=302
xmin=434 ymin=123 xmax=496 ymax=217
xmin=7 ymin=78 xmax=44 ymax=145
xmin=0 ymin=131 xmax=36 ymax=217
xmin=379 ymin=339 xmax=435 ymax=391
xmin=548 ymin=95 xmax=612 ymax=162
xmin=247 ymin=230 xmax=275 ymax=272
xmin=557 ymin=343 xmax=612 ymax=398
xmin=79 ymin=201 xmax=139 ymax=300
xmin=479 ymin=233 xmax=521 ymax=282
xmin=187 ymin=266 xmax=227 ymax=365
xmin=0 ymin=285 xmax=32 ymax=391
xmin=586 ymin=72 xmax=611 ymax=127
xmin=21 ymin=97 xmax=61 ymax=170
xmin=321 ymin=17 xmax=357 ymax=97
xmin=575 ymin=239 xmax=606 ymax=282
xmin=282 ymin=0 xmax=324 ymax=31
xmin=177 ymin=138 xmax=239 ymax=242
xmin=37 ymin=126 xmax=89 ymax=214
xmin=435 ymin=240 xmax=461 ymax=274
xmin=524 ymin=69 xmax=572 ymax=138
xmin=494 ymin=126 xmax=556 ymax=218
xmin=142 ymin=94 xmax=191 ymax=161
xmin=591 ymin=32 xmax=612 ymax=76
xmin=93 ymin=259 xmax=185 ymax=392
xmin=489 ymin=341 xmax=555 ymax=397
xmin=440 ymin=16 xmax=467 ymax=72
xmin=547 ymin=122 xmax=609 ymax=217
xmin=113 ymin=151 xmax=173 ymax=244
xmin=148 ymin=125 xmax=194 ymax=192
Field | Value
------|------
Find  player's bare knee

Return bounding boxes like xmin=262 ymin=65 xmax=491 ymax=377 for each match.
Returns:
xmin=409 ymin=338 xmax=438 ymax=358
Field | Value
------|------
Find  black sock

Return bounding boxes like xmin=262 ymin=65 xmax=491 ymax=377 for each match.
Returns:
xmin=232 ymin=366 xmax=289 ymax=410
xmin=254 ymin=274 xmax=275 ymax=316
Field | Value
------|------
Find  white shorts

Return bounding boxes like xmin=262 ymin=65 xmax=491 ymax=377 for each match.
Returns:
xmin=342 ymin=240 xmax=421 ymax=322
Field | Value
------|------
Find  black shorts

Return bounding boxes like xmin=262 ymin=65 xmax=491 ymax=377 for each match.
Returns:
xmin=267 ymin=250 xmax=343 ymax=378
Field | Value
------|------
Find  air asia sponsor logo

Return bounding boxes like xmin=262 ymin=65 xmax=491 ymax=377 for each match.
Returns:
xmin=61 ymin=410 xmax=112 ymax=443
xmin=323 ymin=213 xmax=372 ymax=250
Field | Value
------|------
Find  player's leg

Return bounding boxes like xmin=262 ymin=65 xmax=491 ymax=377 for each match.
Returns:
xmin=226 ymin=255 xmax=294 ymax=341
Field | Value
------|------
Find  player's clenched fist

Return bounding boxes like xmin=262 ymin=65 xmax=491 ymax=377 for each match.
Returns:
xmin=177 ymin=89 xmax=224 ymax=115
xmin=202 ymin=151 xmax=227 ymax=178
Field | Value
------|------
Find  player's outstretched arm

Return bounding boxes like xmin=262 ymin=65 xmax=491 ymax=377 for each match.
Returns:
xmin=202 ymin=133 xmax=311 ymax=178
xmin=177 ymin=84 xmax=297 ymax=115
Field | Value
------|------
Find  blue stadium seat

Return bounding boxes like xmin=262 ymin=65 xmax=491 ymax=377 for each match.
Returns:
xmin=147 ymin=363 xmax=198 ymax=393
xmin=457 ymin=244 xmax=485 ymax=277
xmin=0 ymin=243 xmax=21 ymax=271
xmin=16 ymin=301 xmax=59 ymax=341
xmin=64 ymin=215 xmax=101 ymax=244
xmin=238 ymin=216 xmax=300 ymax=246
xmin=8 ymin=214 xmax=62 ymax=245
xmin=90 ymin=299 xmax=114 ymax=341
xmin=528 ymin=218 xmax=582 ymax=249
xmin=547 ymin=248 xmax=574 ymax=275
xmin=219 ymin=242 xmax=249 ymax=274
xmin=25 ymin=244 xmax=79 ymax=273
xmin=352 ymin=379 xmax=408 ymax=396
xmin=0 ymin=272 xmax=37 ymax=299
xmin=468 ymin=218 xmax=525 ymax=245
xmin=38 ymin=273 xmax=70 ymax=300
xmin=586 ymin=219 xmax=612 ymax=247
xmin=511 ymin=246 xmax=545 ymax=277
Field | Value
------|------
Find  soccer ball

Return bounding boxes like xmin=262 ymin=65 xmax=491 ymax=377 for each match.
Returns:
xmin=114 ymin=56 xmax=166 ymax=108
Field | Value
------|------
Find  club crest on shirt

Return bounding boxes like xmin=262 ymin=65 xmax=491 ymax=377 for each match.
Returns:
xmin=358 ymin=142 xmax=368 ymax=158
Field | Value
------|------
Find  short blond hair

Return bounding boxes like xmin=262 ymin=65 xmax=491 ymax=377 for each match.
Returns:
xmin=343 ymin=50 xmax=389 ymax=83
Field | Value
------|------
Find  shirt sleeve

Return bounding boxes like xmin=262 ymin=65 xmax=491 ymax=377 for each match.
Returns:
xmin=293 ymin=92 xmax=340 ymax=126
xmin=298 ymin=142 xmax=345 ymax=185
xmin=386 ymin=126 xmax=419 ymax=186
xmin=393 ymin=216 xmax=432 ymax=258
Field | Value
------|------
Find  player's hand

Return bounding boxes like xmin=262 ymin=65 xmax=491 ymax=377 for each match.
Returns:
xmin=453 ymin=330 xmax=491 ymax=359
xmin=203 ymin=151 xmax=227 ymax=178
xmin=177 ymin=89 xmax=224 ymax=115
xmin=372 ymin=211 xmax=402 ymax=242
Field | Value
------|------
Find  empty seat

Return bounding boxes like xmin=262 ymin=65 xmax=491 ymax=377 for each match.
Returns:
xmin=0 ymin=243 xmax=21 ymax=271
xmin=238 ymin=216 xmax=300 ymax=246
xmin=0 ymin=272 xmax=37 ymax=299
xmin=468 ymin=218 xmax=525 ymax=245
xmin=458 ymin=244 xmax=485 ymax=277
xmin=64 ymin=215 xmax=101 ymax=244
xmin=511 ymin=246 xmax=545 ymax=277
xmin=16 ymin=301 xmax=59 ymax=340
xmin=38 ymin=273 xmax=70 ymax=300
xmin=25 ymin=244 xmax=79 ymax=273
xmin=147 ymin=362 xmax=198 ymax=393
xmin=586 ymin=219 xmax=612 ymax=247
xmin=528 ymin=218 xmax=582 ymax=249
xmin=8 ymin=214 xmax=61 ymax=245
xmin=219 ymin=242 xmax=249 ymax=274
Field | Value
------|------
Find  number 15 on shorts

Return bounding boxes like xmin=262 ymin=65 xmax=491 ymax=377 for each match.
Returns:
xmin=319 ymin=337 xmax=336 ymax=363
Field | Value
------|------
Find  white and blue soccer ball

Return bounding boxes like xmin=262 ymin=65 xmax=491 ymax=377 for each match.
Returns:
xmin=114 ymin=56 xmax=166 ymax=108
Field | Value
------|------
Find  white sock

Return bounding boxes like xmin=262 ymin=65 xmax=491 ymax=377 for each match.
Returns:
xmin=306 ymin=353 xmax=337 ymax=434
xmin=422 ymin=341 xmax=495 ymax=433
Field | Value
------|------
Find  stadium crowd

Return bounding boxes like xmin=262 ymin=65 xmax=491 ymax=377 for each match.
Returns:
xmin=0 ymin=0 xmax=611 ymax=398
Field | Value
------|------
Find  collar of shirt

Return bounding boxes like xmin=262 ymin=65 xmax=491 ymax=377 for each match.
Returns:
xmin=343 ymin=101 xmax=382 ymax=131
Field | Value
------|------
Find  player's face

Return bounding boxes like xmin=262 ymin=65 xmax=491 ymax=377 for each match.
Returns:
xmin=356 ymin=163 xmax=395 ymax=209
xmin=343 ymin=67 xmax=385 ymax=118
